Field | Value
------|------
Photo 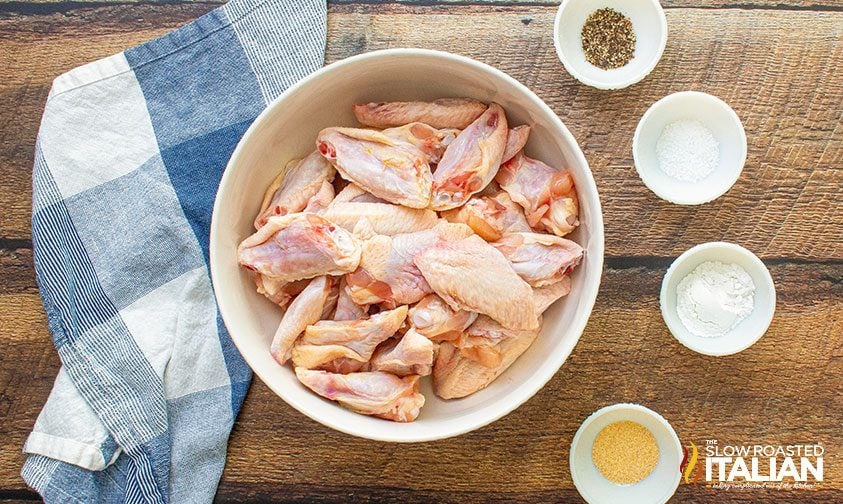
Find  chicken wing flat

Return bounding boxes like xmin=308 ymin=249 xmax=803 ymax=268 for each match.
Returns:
xmin=295 ymin=368 xmax=425 ymax=422
xmin=414 ymin=234 xmax=538 ymax=330
xmin=491 ymin=232 xmax=583 ymax=287
xmin=238 ymin=213 xmax=360 ymax=281
xmin=331 ymin=183 xmax=385 ymax=205
xmin=270 ymin=276 xmax=335 ymax=364
xmin=533 ymin=275 xmax=573 ymax=313
xmin=347 ymin=221 xmax=474 ymax=307
xmin=291 ymin=305 xmax=408 ymax=372
xmin=501 ymin=125 xmax=531 ymax=164
xmin=496 ymin=152 xmax=580 ymax=237
xmin=369 ymin=328 xmax=435 ymax=377
xmin=323 ymin=202 xmax=438 ymax=237
xmin=254 ymin=150 xmax=335 ymax=229
xmin=433 ymin=318 xmax=541 ymax=399
xmin=407 ymin=294 xmax=477 ymax=341
xmin=441 ymin=191 xmax=531 ymax=241
xmin=353 ymin=98 xmax=487 ymax=129
xmin=317 ymin=124 xmax=455 ymax=208
xmin=431 ymin=103 xmax=509 ymax=210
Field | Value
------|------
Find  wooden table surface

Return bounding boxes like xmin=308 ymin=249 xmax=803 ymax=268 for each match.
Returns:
xmin=1 ymin=0 xmax=841 ymax=502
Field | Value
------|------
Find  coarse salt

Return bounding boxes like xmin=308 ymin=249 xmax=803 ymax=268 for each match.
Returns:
xmin=675 ymin=261 xmax=755 ymax=338
xmin=656 ymin=119 xmax=719 ymax=182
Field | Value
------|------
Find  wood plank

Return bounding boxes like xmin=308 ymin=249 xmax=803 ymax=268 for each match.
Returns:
xmin=1 ymin=0 xmax=841 ymax=12
xmin=1 ymin=263 xmax=840 ymax=499
xmin=0 ymin=4 xmax=840 ymax=259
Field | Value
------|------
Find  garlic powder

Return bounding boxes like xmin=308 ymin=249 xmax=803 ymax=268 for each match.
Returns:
xmin=675 ymin=261 xmax=755 ymax=338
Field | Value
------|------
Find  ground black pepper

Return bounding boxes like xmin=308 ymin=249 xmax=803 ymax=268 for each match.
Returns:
xmin=581 ymin=8 xmax=636 ymax=70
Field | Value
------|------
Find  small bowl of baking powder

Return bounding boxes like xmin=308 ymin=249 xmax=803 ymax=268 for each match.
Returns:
xmin=660 ymin=242 xmax=776 ymax=356
xmin=633 ymin=91 xmax=747 ymax=204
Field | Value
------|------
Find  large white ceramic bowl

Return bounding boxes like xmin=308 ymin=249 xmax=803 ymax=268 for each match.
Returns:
xmin=210 ymin=49 xmax=605 ymax=442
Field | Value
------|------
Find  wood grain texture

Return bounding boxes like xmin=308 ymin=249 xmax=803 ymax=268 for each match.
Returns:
xmin=1 ymin=0 xmax=841 ymax=12
xmin=0 ymin=263 xmax=839 ymax=499
xmin=1 ymin=4 xmax=840 ymax=259
xmin=0 ymin=1 xmax=840 ymax=502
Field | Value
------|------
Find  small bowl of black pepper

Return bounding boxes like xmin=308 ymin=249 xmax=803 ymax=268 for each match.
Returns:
xmin=553 ymin=0 xmax=667 ymax=90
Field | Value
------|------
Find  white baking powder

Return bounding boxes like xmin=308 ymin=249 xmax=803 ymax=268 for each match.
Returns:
xmin=675 ymin=261 xmax=755 ymax=338
xmin=656 ymin=119 xmax=719 ymax=182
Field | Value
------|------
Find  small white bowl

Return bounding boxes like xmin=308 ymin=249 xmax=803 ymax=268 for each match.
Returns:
xmin=633 ymin=91 xmax=747 ymax=204
xmin=570 ymin=403 xmax=682 ymax=504
xmin=553 ymin=0 xmax=667 ymax=90
xmin=660 ymin=242 xmax=776 ymax=356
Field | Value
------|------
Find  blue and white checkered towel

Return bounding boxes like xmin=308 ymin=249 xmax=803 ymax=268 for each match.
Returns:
xmin=21 ymin=0 xmax=326 ymax=501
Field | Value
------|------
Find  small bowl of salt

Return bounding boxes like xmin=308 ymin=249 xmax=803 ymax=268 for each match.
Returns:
xmin=633 ymin=91 xmax=747 ymax=205
xmin=660 ymin=242 xmax=776 ymax=356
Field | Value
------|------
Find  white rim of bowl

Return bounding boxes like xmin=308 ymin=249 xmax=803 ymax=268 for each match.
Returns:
xmin=659 ymin=241 xmax=776 ymax=356
xmin=570 ymin=403 xmax=682 ymax=504
xmin=210 ymin=48 xmax=606 ymax=442
xmin=553 ymin=0 xmax=668 ymax=90
xmin=632 ymin=91 xmax=748 ymax=205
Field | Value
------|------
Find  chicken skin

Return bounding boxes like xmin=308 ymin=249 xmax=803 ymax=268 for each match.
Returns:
xmin=496 ymin=152 xmax=580 ymax=237
xmin=295 ymin=368 xmax=424 ymax=422
xmin=414 ymin=234 xmax=538 ymax=330
xmin=501 ymin=125 xmax=531 ymax=164
xmin=431 ymin=103 xmax=509 ymax=210
xmin=369 ymin=328 xmax=435 ymax=377
xmin=291 ymin=306 xmax=408 ymax=373
xmin=238 ymin=213 xmax=360 ymax=281
xmin=331 ymin=183 xmax=385 ymax=205
xmin=441 ymin=191 xmax=531 ymax=241
xmin=317 ymin=124 xmax=455 ymax=208
xmin=333 ymin=277 xmax=368 ymax=321
xmin=433 ymin=318 xmax=541 ymax=399
xmin=491 ymin=232 xmax=583 ymax=287
xmin=353 ymin=98 xmax=487 ymax=130
xmin=407 ymin=294 xmax=477 ymax=341
xmin=270 ymin=276 xmax=335 ymax=364
xmin=347 ymin=221 xmax=474 ymax=307
xmin=254 ymin=150 xmax=335 ymax=229
xmin=323 ymin=202 xmax=438 ymax=236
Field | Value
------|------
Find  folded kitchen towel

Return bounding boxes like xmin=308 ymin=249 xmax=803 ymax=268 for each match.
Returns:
xmin=21 ymin=0 xmax=326 ymax=501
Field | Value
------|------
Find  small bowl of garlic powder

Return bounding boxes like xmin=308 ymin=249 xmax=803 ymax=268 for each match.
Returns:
xmin=570 ymin=403 xmax=682 ymax=504
xmin=633 ymin=91 xmax=747 ymax=204
xmin=660 ymin=241 xmax=776 ymax=356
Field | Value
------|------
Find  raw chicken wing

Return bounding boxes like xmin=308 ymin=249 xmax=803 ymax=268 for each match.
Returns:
xmin=353 ymin=98 xmax=487 ymax=129
xmin=414 ymin=234 xmax=539 ymax=330
xmin=254 ymin=150 xmax=335 ymax=229
xmin=253 ymin=275 xmax=308 ymax=307
xmin=492 ymin=232 xmax=583 ymax=287
xmin=333 ymin=277 xmax=368 ymax=321
xmin=291 ymin=305 xmax=408 ymax=372
xmin=501 ymin=125 xmax=531 ymax=164
xmin=270 ymin=276 xmax=335 ymax=364
xmin=317 ymin=124 xmax=454 ymax=208
xmin=407 ymin=294 xmax=477 ymax=341
xmin=302 ymin=180 xmax=335 ymax=214
xmin=323 ymin=202 xmax=438 ymax=236
xmin=533 ymin=275 xmax=573 ymax=313
xmin=238 ymin=213 xmax=360 ymax=281
xmin=369 ymin=328 xmax=435 ymax=376
xmin=496 ymin=152 xmax=579 ymax=237
xmin=431 ymin=103 xmax=509 ymax=210
xmin=295 ymin=368 xmax=424 ymax=422
xmin=441 ymin=191 xmax=531 ymax=241
xmin=331 ymin=183 xmax=385 ymax=205
xmin=347 ymin=221 xmax=474 ymax=306
xmin=433 ymin=318 xmax=541 ymax=399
